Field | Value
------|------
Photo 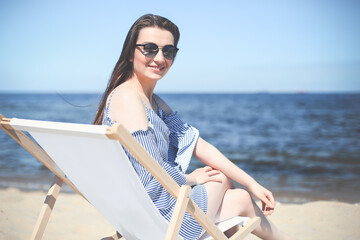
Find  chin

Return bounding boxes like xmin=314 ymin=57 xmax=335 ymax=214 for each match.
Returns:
xmin=148 ymin=72 xmax=167 ymax=81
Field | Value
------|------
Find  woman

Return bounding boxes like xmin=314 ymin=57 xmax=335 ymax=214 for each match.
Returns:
xmin=94 ymin=14 xmax=290 ymax=240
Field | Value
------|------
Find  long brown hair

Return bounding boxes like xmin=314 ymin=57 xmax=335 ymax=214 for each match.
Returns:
xmin=93 ymin=14 xmax=180 ymax=125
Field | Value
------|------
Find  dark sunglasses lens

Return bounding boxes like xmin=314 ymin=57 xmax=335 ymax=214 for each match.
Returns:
xmin=143 ymin=43 xmax=158 ymax=57
xmin=163 ymin=46 xmax=178 ymax=60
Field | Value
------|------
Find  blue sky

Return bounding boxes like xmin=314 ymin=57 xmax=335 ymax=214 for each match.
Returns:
xmin=0 ymin=0 xmax=359 ymax=93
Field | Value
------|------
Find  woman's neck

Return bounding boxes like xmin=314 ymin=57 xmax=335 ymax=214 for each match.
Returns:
xmin=125 ymin=77 xmax=156 ymax=103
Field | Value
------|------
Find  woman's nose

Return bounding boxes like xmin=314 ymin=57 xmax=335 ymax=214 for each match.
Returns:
xmin=153 ymin=49 xmax=166 ymax=62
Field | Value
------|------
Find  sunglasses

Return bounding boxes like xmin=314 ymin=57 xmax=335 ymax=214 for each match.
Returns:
xmin=135 ymin=43 xmax=179 ymax=60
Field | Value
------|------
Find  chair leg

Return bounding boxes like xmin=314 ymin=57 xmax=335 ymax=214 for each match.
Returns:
xmin=228 ymin=217 xmax=261 ymax=240
xmin=101 ymin=231 xmax=125 ymax=240
xmin=30 ymin=176 xmax=63 ymax=240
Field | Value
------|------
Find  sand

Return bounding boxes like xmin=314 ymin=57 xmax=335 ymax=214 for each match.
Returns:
xmin=0 ymin=188 xmax=359 ymax=240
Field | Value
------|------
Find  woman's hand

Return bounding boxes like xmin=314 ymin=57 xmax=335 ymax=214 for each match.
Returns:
xmin=186 ymin=166 xmax=223 ymax=186
xmin=248 ymin=182 xmax=275 ymax=216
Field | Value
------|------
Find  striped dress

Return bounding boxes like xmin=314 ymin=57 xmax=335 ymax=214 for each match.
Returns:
xmin=102 ymin=91 xmax=208 ymax=240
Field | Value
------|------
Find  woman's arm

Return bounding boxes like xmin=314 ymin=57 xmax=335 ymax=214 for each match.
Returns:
xmin=193 ymin=137 xmax=275 ymax=213
xmin=193 ymin=137 xmax=256 ymax=186
xmin=108 ymin=85 xmax=149 ymax=132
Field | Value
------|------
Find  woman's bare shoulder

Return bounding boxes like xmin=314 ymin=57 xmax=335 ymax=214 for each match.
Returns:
xmin=108 ymin=85 xmax=148 ymax=132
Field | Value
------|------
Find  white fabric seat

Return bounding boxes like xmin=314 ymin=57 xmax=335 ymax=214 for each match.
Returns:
xmin=0 ymin=116 xmax=260 ymax=240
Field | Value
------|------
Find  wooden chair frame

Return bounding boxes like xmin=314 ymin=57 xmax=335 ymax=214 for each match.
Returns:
xmin=0 ymin=114 xmax=260 ymax=240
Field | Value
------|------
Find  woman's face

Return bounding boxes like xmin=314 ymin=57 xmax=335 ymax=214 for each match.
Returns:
xmin=132 ymin=27 xmax=175 ymax=83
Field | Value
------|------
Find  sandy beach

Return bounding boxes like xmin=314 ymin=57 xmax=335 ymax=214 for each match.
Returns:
xmin=0 ymin=188 xmax=359 ymax=240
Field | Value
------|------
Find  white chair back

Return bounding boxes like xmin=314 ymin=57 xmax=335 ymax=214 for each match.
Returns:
xmin=10 ymin=119 xmax=172 ymax=240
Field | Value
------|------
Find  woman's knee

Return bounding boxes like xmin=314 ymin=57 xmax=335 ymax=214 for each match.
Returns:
xmin=218 ymin=172 xmax=232 ymax=190
xmin=213 ymin=188 xmax=254 ymax=222
xmin=204 ymin=172 xmax=231 ymax=196
xmin=226 ymin=189 xmax=253 ymax=209
xmin=205 ymin=171 xmax=231 ymax=194
xmin=234 ymin=189 xmax=256 ymax=215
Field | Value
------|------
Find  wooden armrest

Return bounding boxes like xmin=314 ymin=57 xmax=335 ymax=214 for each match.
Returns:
xmin=165 ymin=185 xmax=192 ymax=240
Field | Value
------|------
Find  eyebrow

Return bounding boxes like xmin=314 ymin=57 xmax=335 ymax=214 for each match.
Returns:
xmin=137 ymin=42 xmax=175 ymax=47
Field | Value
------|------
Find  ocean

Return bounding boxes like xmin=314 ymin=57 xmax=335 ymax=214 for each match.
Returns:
xmin=0 ymin=93 xmax=359 ymax=203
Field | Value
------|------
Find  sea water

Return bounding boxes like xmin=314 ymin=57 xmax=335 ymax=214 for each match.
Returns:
xmin=0 ymin=93 xmax=359 ymax=203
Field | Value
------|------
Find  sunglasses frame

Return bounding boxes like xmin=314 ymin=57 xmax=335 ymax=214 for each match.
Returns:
xmin=135 ymin=43 xmax=179 ymax=60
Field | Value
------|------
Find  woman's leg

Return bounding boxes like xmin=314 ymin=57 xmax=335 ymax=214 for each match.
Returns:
xmin=204 ymin=174 xmax=292 ymax=240
xmin=203 ymin=172 xmax=232 ymax=221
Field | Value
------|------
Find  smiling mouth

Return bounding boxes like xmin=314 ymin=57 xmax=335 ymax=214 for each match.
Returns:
xmin=149 ymin=65 xmax=165 ymax=71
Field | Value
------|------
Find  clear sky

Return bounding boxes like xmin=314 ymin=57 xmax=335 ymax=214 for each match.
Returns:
xmin=0 ymin=0 xmax=359 ymax=93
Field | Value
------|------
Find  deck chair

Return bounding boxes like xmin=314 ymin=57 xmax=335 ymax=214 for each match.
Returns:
xmin=0 ymin=114 xmax=260 ymax=240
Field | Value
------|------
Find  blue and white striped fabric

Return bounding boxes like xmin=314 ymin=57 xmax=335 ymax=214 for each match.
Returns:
xmin=102 ymin=92 xmax=208 ymax=240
